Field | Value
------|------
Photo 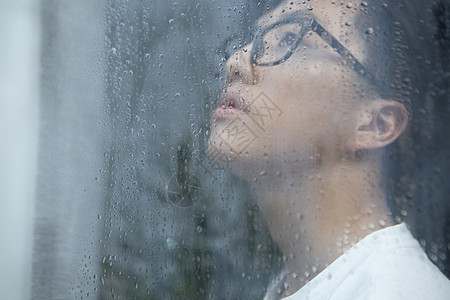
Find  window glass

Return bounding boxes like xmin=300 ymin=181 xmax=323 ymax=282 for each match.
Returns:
xmin=33 ymin=0 xmax=450 ymax=299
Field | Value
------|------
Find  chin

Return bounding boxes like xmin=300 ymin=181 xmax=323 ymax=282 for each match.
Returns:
xmin=208 ymin=136 xmax=268 ymax=183
xmin=209 ymin=116 xmax=257 ymax=152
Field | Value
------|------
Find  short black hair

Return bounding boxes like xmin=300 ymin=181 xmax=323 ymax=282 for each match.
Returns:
xmin=357 ymin=0 xmax=450 ymax=276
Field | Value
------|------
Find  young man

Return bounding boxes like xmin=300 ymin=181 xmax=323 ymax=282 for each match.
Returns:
xmin=209 ymin=0 xmax=450 ymax=298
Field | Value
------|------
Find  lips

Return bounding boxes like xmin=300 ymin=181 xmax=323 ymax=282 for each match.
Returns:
xmin=212 ymin=92 xmax=250 ymax=119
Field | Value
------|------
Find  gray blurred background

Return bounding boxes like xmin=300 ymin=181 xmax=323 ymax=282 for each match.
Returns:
xmin=33 ymin=0 xmax=283 ymax=299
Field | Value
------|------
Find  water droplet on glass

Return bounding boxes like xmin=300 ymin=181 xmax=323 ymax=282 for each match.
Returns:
xmin=166 ymin=237 xmax=178 ymax=250
xmin=365 ymin=27 xmax=374 ymax=34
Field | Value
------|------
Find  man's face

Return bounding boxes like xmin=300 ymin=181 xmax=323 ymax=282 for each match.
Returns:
xmin=208 ymin=0 xmax=368 ymax=177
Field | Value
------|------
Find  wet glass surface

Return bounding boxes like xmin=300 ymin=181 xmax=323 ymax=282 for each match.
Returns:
xmin=32 ymin=0 xmax=450 ymax=299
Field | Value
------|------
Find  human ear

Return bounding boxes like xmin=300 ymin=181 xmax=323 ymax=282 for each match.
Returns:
xmin=348 ymin=100 xmax=408 ymax=150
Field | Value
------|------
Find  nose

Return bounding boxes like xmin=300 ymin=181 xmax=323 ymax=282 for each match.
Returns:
xmin=225 ymin=43 xmax=258 ymax=85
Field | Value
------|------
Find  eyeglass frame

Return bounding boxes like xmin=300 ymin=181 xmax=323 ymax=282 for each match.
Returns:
xmin=218 ymin=16 xmax=372 ymax=85
xmin=249 ymin=17 xmax=367 ymax=76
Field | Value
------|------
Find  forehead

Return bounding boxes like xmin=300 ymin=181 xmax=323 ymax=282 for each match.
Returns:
xmin=256 ymin=0 xmax=364 ymax=60
xmin=258 ymin=1 xmax=357 ymax=29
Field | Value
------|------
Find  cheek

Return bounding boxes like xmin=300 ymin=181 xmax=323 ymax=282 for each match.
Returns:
xmin=259 ymin=60 xmax=352 ymax=139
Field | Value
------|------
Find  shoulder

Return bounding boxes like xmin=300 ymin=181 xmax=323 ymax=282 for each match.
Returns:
xmin=351 ymin=224 xmax=450 ymax=300
xmin=280 ymin=224 xmax=450 ymax=300
xmin=286 ymin=224 xmax=450 ymax=300
xmin=365 ymin=245 xmax=450 ymax=300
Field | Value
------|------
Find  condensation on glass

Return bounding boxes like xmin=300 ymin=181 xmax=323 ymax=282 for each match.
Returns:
xmin=33 ymin=0 xmax=450 ymax=299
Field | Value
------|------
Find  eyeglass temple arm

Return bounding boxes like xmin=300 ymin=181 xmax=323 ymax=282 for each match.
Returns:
xmin=311 ymin=19 xmax=367 ymax=77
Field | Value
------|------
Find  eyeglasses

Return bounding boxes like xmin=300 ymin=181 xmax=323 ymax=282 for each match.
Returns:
xmin=221 ymin=16 xmax=368 ymax=78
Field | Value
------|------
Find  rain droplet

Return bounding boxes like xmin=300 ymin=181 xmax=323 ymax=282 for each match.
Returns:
xmin=361 ymin=1 xmax=368 ymax=7
xmin=169 ymin=19 xmax=175 ymax=24
xmin=166 ymin=237 xmax=178 ymax=250
xmin=365 ymin=27 xmax=374 ymax=34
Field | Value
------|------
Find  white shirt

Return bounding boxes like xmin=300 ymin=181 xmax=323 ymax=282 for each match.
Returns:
xmin=265 ymin=223 xmax=450 ymax=300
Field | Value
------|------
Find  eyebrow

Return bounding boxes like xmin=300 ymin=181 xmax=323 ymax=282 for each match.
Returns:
xmin=252 ymin=13 xmax=370 ymax=80
xmin=256 ymin=8 xmax=308 ymax=28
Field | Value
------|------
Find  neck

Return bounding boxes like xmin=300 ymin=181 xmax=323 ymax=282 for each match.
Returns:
xmin=250 ymin=152 xmax=394 ymax=295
